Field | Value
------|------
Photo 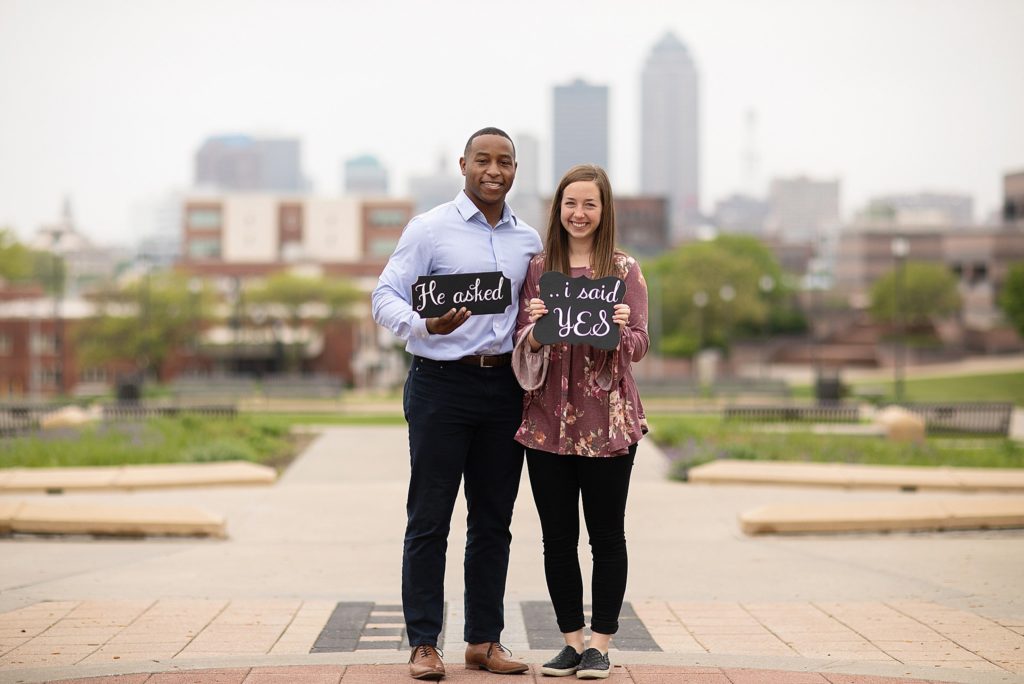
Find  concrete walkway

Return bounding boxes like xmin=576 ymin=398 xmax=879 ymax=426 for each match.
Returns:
xmin=1 ymin=426 xmax=1023 ymax=683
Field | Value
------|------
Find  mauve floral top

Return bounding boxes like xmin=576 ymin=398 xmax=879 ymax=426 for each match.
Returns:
xmin=512 ymin=252 xmax=649 ymax=457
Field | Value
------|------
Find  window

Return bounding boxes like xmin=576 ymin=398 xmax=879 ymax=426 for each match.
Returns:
xmin=368 ymin=208 xmax=407 ymax=226
xmin=188 ymin=238 xmax=222 ymax=259
xmin=80 ymin=367 xmax=108 ymax=383
xmin=369 ymin=239 xmax=399 ymax=257
xmin=30 ymin=333 xmax=56 ymax=355
xmin=187 ymin=207 xmax=222 ymax=229
xmin=0 ymin=333 xmax=10 ymax=355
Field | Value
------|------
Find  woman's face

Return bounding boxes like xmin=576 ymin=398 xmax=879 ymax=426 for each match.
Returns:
xmin=560 ymin=180 xmax=602 ymax=245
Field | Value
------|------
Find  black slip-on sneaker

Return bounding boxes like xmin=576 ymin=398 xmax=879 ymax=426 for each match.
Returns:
xmin=540 ymin=645 xmax=583 ymax=676
xmin=576 ymin=647 xmax=610 ymax=679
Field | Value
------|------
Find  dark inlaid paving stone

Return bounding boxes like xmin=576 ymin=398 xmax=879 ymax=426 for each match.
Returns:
xmin=521 ymin=601 xmax=660 ymax=652
xmin=311 ymin=602 xmax=373 ymax=653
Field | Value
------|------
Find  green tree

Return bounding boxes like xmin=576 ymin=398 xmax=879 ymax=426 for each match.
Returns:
xmin=0 ymin=228 xmax=65 ymax=292
xmin=74 ymin=272 xmax=212 ymax=380
xmin=999 ymin=263 xmax=1024 ymax=337
xmin=244 ymin=272 xmax=363 ymax=371
xmin=869 ymin=262 xmax=961 ymax=327
xmin=645 ymin=236 xmax=798 ymax=357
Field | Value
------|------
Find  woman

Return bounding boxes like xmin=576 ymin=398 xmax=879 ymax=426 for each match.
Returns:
xmin=512 ymin=164 xmax=649 ymax=679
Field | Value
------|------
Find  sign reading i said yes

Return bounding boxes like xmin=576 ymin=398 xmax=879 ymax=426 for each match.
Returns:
xmin=533 ymin=272 xmax=626 ymax=351
xmin=411 ymin=271 xmax=512 ymax=318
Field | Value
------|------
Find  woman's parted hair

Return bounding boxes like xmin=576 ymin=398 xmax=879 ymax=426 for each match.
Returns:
xmin=543 ymin=164 xmax=618 ymax=278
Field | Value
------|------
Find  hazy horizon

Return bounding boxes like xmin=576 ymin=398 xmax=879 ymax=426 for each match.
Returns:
xmin=1 ymin=0 xmax=1022 ymax=247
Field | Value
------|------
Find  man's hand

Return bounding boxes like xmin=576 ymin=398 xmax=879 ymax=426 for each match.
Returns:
xmin=426 ymin=307 xmax=471 ymax=335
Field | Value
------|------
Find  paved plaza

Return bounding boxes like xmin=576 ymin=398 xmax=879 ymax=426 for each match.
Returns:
xmin=1 ymin=426 xmax=1023 ymax=683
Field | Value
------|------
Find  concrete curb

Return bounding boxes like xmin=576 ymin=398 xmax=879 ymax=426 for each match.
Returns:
xmin=740 ymin=496 xmax=1024 ymax=534
xmin=0 ymin=461 xmax=276 ymax=493
xmin=689 ymin=460 xmax=1024 ymax=492
xmin=0 ymin=500 xmax=226 ymax=538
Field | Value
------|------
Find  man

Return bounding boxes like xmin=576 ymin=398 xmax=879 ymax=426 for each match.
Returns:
xmin=372 ymin=127 xmax=542 ymax=680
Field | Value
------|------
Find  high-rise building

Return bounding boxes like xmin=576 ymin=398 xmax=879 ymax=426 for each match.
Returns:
xmin=855 ymin=192 xmax=974 ymax=228
xmin=1004 ymin=170 xmax=1024 ymax=224
xmin=640 ymin=32 xmax=700 ymax=243
xmin=195 ymin=135 xmax=307 ymax=192
xmin=552 ymin=79 xmax=608 ymax=181
xmin=713 ymin=194 xmax=769 ymax=237
xmin=765 ymin=176 xmax=841 ymax=245
xmin=343 ymin=155 xmax=389 ymax=195
xmin=408 ymin=156 xmax=463 ymax=215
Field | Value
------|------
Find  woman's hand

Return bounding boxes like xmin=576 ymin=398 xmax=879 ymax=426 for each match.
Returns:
xmin=527 ymin=297 xmax=548 ymax=323
xmin=612 ymin=303 xmax=630 ymax=329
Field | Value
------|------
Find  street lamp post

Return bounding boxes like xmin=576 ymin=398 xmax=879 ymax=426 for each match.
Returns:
xmin=188 ymin=278 xmax=203 ymax=371
xmin=718 ymin=284 xmax=736 ymax=366
xmin=50 ymin=234 xmax=64 ymax=397
xmin=758 ymin=275 xmax=776 ymax=378
xmin=891 ymin=237 xmax=910 ymax=403
xmin=693 ymin=291 xmax=709 ymax=350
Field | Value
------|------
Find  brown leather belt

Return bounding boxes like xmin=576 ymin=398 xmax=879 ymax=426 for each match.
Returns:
xmin=457 ymin=353 xmax=512 ymax=368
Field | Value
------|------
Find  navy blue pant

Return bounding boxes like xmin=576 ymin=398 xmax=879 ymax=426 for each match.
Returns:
xmin=402 ymin=356 xmax=525 ymax=647
xmin=526 ymin=445 xmax=636 ymax=636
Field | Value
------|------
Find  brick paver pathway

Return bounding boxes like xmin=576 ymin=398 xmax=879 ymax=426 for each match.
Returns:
xmin=43 ymin=663 xmax=966 ymax=683
xmin=2 ymin=599 xmax=1021 ymax=682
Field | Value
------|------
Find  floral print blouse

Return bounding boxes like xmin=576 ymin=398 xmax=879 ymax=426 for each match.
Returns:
xmin=512 ymin=252 xmax=649 ymax=457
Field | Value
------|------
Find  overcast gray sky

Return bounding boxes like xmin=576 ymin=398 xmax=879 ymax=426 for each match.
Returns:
xmin=1 ymin=0 xmax=1022 ymax=247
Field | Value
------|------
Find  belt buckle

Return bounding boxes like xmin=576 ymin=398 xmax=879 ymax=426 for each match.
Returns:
xmin=478 ymin=355 xmax=489 ymax=368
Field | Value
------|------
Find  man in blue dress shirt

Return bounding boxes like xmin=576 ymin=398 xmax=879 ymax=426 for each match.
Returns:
xmin=372 ymin=127 xmax=542 ymax=680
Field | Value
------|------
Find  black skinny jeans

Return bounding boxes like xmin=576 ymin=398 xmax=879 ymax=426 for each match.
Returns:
xmin=526 ymin=444 xmax=636 ymax=635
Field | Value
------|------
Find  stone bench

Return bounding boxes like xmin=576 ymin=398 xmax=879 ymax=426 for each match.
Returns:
xmin=0 ymin=500 xmax=226 ymax=538
xmin=688 ymin=459 xmax=1024 ymax=492
xmin=740 ymin=496 xmax=1024 ymax=535
xmin=0 ymin=461 xmax=277 ymax=493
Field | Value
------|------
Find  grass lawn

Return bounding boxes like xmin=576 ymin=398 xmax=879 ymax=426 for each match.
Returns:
xmin=0 ymin=415 xmax=293 ymax=469
xmin=647 ymin=413 xmax=1024 ymax=481
xmin=0 ymin=413 xmax=399 ymax=470
xmin=792 ymin=371 xmax=1024 ymax=405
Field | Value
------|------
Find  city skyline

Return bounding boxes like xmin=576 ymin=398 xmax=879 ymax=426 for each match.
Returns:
xmin=1 ymin=0 xmax=1022 ymax=247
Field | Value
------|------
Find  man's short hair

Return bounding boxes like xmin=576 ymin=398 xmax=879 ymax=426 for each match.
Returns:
xmin=464 ymin=127 xmax=516 ymax=159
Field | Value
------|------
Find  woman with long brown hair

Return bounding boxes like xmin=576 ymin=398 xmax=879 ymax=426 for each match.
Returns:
xmin=512 ymin=164 xmax=649 ymax=679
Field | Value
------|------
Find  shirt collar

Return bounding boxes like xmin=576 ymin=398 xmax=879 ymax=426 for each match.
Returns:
xmin=455 ymin=190 xmax=517 ymax=228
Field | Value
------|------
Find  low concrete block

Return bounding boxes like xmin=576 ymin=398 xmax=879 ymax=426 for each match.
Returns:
xmin=3 ymin=467 xmax=119 ymax=492
xmin=0 ymin=500 xmax=25 ymax=534
xmin=688 ymin=459 xmax=1024 ymax=492
xmin=740 ymin=496 xmax=1024 ymax=535
xmin=112 ymin=461 xmax=277 ymax=489
xmin=9 ymin=501 xmax=227 ymax=538
xmin=1 ymin=461 xmax=276 ymax=493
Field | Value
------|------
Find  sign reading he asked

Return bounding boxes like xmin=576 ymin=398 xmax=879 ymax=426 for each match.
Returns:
xmin=411 ymin=271 xmax=512 ymax=318
xmin=533 ymin=272 xmax=626 ymax=351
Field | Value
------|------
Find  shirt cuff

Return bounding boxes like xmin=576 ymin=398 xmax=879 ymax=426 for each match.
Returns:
xmin=412 ymin=317 xmax=430 ymax=339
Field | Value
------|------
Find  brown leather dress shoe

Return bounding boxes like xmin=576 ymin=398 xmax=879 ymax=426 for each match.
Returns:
xmin=409 ymin=644 xmax=445 ymax=680
xmin=465 ymin=641 xmax=529 ymax=674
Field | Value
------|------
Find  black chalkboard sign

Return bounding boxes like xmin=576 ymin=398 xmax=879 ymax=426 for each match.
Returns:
xmin=533 ymin=272 xmax=626 ymax=350
xmin=411 ymin=271 xmax=512 ymax=318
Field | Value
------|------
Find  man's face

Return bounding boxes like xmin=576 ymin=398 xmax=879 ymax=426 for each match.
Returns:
xmin=460 ymin=134 xmax=516 ymax=209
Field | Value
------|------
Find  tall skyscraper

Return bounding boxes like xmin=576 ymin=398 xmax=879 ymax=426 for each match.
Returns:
xmin=195 ymin=135 xmax=307 ymax=192
xmin=640 ymin=32 xmax=700 ymax=243
xmin=343 ymin=154 xmax=389 ymax=195
xmin=552 ymin=79 xmax=609 ymax=181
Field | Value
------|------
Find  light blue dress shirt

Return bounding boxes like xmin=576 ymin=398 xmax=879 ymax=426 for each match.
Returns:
xmin=372 ymin=190 xmax=542 ymax=361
